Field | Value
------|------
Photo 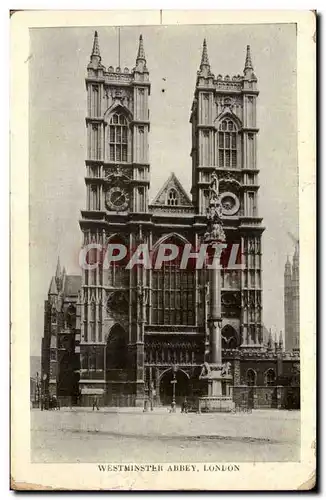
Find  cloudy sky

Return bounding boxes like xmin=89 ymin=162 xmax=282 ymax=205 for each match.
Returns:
xmin=29 ymin=23 xmax=298 ymax=356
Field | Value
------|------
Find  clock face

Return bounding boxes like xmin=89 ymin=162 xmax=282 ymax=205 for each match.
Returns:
xmin=220 ymin=192 xmax=240 ymax=216
xmin=106 ymin=186 xmax=129 ymax=211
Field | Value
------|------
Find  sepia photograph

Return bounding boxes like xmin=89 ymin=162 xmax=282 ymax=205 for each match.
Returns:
xmin=11 ymin=10 xmax=316 ymax=491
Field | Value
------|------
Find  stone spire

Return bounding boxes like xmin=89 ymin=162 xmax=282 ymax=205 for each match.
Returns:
xmin=48 ymin=276 xmax=58 ymax=296
xmin=244 ymin=45 xmax=253 ymax=71
xmin=267 ymin=328 xmax=273 ymax=350
xmin=88 ymin=30 xmax=102 ymax=70
xmin=200 ymin=38 xmax=210 ymax=68
xmin=136 ymin=34 xmax=146 ymax=61
xmin=134 ymin=34 xmax=148 ymax=73
xmin=91 ymin=30 xmax=101 ymax=59
xmin=55 ymin=257 xmax=62 ymax=291
xmin=244 ymin=45 xmax=257 ymax=80
xmin=55 ymin=257 xmax=61 ymax=280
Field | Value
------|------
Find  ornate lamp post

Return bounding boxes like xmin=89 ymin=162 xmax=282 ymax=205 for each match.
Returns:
xmin=170 ymin=365 xmax=178 ymax=413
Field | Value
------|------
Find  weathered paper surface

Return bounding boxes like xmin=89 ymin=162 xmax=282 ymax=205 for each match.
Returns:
xmin=11 ymin=9 xmax=316 ymax=490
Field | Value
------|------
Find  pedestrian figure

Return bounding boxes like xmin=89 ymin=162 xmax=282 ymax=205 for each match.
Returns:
xmin=92 ymin=397 xmax=99 ymax=411
xmin=181 ymin=397 xmax=188 ymax=413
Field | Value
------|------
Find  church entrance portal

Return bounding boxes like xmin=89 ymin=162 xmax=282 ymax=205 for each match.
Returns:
xmin=159 ymin=368 xmax=190 ymax=406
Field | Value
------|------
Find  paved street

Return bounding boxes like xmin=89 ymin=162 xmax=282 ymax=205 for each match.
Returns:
xmin=31 ymin=407 xmax=300 ymax=463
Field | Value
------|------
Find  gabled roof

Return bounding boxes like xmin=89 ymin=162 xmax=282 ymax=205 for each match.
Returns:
xmin=150 ymin=172 xmax=192 ymax=207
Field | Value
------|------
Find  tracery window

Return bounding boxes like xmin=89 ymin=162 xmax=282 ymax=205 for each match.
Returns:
xmin=167 ymin=188 xmax=178 ymax=206
xmin=109 ymin=113 xmax=128 ymax=162
xmin=151 ymin=238 xmax=195 ymax=325
xmin=218 ymin=119 xmax=237 ymax=168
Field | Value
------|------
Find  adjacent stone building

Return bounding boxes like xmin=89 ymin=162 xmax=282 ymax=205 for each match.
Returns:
xmin=41 ymin=32 xmax=300 ymax=409
xmin=284 ymin=244 xmax=300 ymax=352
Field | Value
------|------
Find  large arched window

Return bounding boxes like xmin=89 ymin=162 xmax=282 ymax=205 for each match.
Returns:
xmin=109 ymin=113 xmax=128 ymax=162
xmin=218 ymin=119 xmax=237 ymax=168
xmin=151 ymin=236 xmax=195 ymax=326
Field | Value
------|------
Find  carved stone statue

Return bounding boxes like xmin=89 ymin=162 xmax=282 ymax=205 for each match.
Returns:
xmin=204 ymin=170 xmax=226 ymax=243
xmin=209 ymin=171 xmax=219 ymax=199
xmin=199 ymin=361 xmax=211 ymax=379
xmin=221 ymin=362 xmax=232 ymax=377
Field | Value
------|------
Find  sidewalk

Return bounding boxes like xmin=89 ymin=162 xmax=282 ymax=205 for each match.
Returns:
xmin=32 ymin=406 xmax=300 ymax=444
xmin=33 ymin=405 xmax=300 ymax=418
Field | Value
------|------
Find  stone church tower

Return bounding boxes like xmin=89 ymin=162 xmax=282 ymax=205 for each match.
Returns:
xmin=79 ymin=32 xmax=151 ymax=405
xmin=190 ymin=41 xmax=264 ymax=348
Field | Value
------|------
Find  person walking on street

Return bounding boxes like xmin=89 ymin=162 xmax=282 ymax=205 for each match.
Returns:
xmin=181 ymin=397 xmax=188 ymax=414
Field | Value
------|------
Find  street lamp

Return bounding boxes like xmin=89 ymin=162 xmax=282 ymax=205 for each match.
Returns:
xmin=170 ymin=365 xmax=178 ymax=413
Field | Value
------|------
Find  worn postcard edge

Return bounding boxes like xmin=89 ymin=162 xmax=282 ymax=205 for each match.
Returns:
xmin=10 ymin=9 xmax=316 ymax=491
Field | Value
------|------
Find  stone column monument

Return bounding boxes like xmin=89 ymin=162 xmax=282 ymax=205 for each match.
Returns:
xmin=198 ymin=171 xmax=235 ymax=412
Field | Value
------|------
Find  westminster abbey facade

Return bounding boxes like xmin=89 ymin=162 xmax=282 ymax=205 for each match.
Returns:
xmin=41 ymin=32 xmax=300 ymax=409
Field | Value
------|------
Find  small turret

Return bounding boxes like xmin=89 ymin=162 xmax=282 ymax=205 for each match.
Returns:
xmin=267 ymin=328 xmax=273 ymax=350
xmin=279 ymin=330 xmax=284 ymax=351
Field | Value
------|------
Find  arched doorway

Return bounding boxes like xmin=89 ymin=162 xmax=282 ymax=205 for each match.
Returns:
xmin=159 ymin=368 xmax=190 ymax=406
xmin=105 ymin=324 xmax=128 ymax=371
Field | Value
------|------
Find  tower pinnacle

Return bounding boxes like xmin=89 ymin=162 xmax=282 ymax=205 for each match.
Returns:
xmin=285 ymin=255 xmax=292 ymax=275
xmin=55 ymin=256 xmax=62 ymax=291
xmin=279 ymin=330 xmax=284 ymax=349
xmin=91 ymin=30 xmax=101 ymax=59
xmin=55 ymin=257 xmax=61 ymax=280
xmin=136 ymin=34 xmax=146 ymax=61
xmin=244 ymin=44 xmax=253 ymax=71
xmin=200 ymin=38 xmax=210 ymax=68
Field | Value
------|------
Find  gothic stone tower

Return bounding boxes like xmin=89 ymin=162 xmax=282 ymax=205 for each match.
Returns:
xmin=284 ymin=245 xmax=300 ymax=351
xmin=190 ymin=41 xmax=265 ymax=350
xmin=79 ymin=32 xmax=150 ymax=405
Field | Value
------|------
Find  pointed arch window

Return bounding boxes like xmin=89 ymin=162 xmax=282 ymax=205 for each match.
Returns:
xmin=247 ymin=369 xmax=257 ymax=386
xmin=109 ymin=113 xmax=128 ymax=162
xmin=167 ymin=188 xmax=178 ymax=206
xmin=264 ymin=369 xmax=276 ymax=386
xmin=218 ymin=119 xmax=238 ymax=168
xmin=151 ymin=236 xmax=195 ymax=326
